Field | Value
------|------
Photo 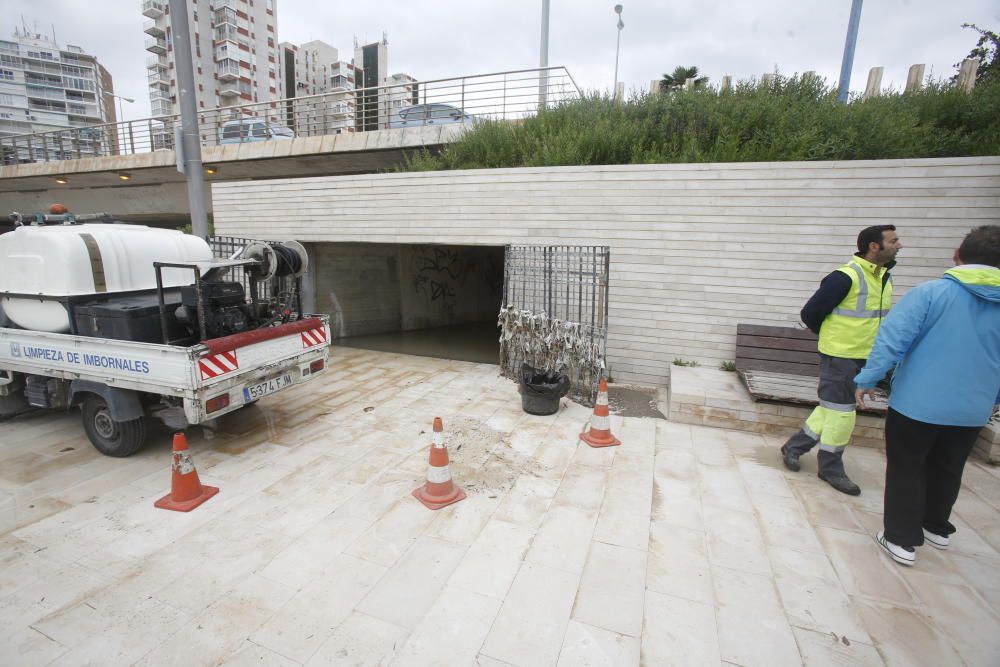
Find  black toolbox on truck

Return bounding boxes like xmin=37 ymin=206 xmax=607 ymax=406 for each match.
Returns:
xmin=74 ymin=289 xmax=185 ymax=344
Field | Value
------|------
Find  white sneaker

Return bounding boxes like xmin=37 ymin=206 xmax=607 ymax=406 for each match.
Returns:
xmin=876 ymin=530 xmax=916 ymax=566
xmin=923 ymin=528 xmax=949 ymax=550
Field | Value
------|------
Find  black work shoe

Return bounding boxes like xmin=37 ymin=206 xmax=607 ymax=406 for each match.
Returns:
xmin=819 ymin=472 xmax=861 ymax=496
xmin=780 ymin=445 xmax=801 ymax=472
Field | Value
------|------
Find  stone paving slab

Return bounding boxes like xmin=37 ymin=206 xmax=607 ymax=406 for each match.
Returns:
xmin=0 ymin=346 xmax=998 ymax=666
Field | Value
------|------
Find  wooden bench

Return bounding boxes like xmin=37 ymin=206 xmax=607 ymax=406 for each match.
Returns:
xmin=735 ymin=323 xmax=886 ymax=410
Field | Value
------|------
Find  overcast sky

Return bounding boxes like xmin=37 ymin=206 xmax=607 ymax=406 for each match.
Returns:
xmin=6 ymin=0 xmax=999 ymax=121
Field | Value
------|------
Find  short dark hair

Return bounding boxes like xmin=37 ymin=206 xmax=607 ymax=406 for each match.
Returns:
xmin=958 ymin=225 xmax=1000 ymax=268
xmin=857 ymin=225 xmax=896 ymax=253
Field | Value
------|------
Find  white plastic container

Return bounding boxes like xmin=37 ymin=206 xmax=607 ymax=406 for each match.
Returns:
xmin=0 ymin=224 xmax=213 ymax=332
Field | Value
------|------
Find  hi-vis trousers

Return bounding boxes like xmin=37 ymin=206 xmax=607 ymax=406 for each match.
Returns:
xmin=783 ymin=354 xmax=866 ymax=477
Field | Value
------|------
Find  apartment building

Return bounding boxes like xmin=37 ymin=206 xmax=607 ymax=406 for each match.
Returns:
xmin=0 ymin=28 xmax=115 ymax=159
xmin=277 ymin=39 xmax=355 ymax=135
xmin=141 ymin=0 xmax=280 ymax=118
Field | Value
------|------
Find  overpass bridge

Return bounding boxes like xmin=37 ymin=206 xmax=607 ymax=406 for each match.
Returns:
xmin=0 ymin=67 xmax=580 ymax=227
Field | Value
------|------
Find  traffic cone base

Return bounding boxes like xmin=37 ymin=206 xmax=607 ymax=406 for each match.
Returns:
xmin=155 ymin=484 xmax=219 ymax=512
xmin=412 ymin=485 xmax=467 ymax=510
xmin=580 ymin=377 xmax=622 ymax=448
xmin=412 ymin=417 xmax=467 ymax=511
xmin=154 ymin=432 xmax=219 ymax=512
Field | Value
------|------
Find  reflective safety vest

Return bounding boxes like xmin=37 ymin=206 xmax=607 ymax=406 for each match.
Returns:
xmin=818 ymin=256 xmax=892 ymax=359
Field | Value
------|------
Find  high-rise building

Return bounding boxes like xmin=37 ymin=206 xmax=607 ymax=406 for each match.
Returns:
xmin=353 ymin=36 xmax=388 ymax=131
xmin=0 ymin=28 xmax=115 ymax=158
xmin=141 ymin=0 xmax=280 ymax=118
xmin=278 ymin=39 xmax=357 ymax=135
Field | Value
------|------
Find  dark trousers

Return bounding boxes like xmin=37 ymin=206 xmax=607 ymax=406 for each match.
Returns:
xmin=883 ymin=407 xmax=983 ymax=548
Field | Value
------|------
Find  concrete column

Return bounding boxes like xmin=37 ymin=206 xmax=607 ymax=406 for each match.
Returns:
xmin=863 ymin=67 xmax=883 ymax=100
xmin=720 ymin=76 xmax=732 ymax=93
xmin=957 ymin=58 xmax=979 ymax=92
xmin=905 ymin=64 xmax=925 ymax=93
xmin=301 ymin=242 xmax=318 ymax=314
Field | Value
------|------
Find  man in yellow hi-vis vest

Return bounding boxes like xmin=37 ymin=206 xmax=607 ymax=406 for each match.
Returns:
xmin=781 ymin=225 xmax=902 ymax=495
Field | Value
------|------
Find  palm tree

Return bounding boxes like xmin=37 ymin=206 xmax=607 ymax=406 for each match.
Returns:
xmin=660 ymin=66 xmax=709 ymax=92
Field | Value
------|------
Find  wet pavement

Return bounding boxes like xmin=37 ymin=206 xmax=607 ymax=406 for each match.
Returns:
xmin=0 ymin=347 xmax=999 ymax=666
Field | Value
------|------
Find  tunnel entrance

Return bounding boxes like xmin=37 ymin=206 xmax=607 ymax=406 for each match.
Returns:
xmin=313 ymin=243 xmax=504 ymax=364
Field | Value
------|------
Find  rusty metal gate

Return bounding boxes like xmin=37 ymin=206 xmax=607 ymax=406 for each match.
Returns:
xmin=499 ymin=245 xmax=610 ymax=404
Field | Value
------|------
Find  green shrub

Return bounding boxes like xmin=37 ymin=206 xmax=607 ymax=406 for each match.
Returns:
xmin=720 ymin=361 xmax=737 ymax=372
xmin=401 ymin=74 xmax=1000 ymax=172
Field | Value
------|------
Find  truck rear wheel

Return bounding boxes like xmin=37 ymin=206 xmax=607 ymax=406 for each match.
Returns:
xmin=81 ymin=395 xmax=146 ymax=457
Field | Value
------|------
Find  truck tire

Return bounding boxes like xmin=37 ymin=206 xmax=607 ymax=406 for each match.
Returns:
xmin=81 ymin=394 xmax=146 ymax=457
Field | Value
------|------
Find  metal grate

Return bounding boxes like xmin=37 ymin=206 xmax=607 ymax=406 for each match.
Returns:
xmin=500 ymin=245 xmax=610 ymax=403
xmin=207 ymin=235 xmax=297 ymax=311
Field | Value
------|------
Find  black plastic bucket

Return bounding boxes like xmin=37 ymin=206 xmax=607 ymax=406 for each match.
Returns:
xmin=519 ymin=364 xmax=571 ymax=415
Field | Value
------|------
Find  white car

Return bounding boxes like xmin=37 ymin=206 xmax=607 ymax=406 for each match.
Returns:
xmin=219 ymin=118 xmax=295 ymax=144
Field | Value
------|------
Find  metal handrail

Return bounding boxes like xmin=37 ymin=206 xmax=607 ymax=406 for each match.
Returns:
xmin=0 ymin=66 xmax=582 ymax=164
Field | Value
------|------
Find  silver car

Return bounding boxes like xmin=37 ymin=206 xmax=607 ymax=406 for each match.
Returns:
xmin=219 ymin=118 xmax=295 ymax=144
xmin=389 ymin=103 xmax=474 ymax=128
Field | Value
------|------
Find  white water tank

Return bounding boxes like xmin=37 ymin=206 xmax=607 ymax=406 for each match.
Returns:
xmin=0 ymin=224 xmax=213 ymax=333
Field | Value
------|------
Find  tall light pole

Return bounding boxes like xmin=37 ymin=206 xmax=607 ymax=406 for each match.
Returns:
xmin=103 ymin=91 xmax=134 ymax=155
xmin=539 ymin=0 xmax=550 ymax=110
xmin=613 ymin=5 xmax=624 ymax=98
xmin=837 ymin=0 xmax=864 ymax=103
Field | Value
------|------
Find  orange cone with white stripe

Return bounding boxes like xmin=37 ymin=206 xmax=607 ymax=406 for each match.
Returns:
xmin=412 ymin=417 xmax=467 ymax=510
xmin=154 ymin=433 xmax=219 ymax=512
xmin=580 ymin=378 xmax=621 ymax=448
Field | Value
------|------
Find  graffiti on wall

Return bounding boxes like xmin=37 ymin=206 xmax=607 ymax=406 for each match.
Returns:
xmin=412 ymin=247 xmax=468 ymax=316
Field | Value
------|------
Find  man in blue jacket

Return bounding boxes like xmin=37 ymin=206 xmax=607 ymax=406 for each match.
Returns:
xmin=855 ymin=225 xmax=1000 ymax=567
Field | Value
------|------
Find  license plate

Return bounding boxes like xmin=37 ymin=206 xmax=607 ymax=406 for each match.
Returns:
xmin=243 ymin=374 xmax=292 ymax=402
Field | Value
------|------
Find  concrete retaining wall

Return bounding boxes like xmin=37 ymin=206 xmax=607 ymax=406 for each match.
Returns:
xmin=212 ymin=156 xmax=1000 ymax=385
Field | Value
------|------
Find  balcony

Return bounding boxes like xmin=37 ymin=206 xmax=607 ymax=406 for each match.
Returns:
xmin=147 ymin=65 xmax=169 ymax=86
xmin=150 ymin=98 xmax=173 ymax=117
xmin=219 ymin=81 xmax=240 ymax=97
xmin=141 ymin=0 xmax=165 ymax=18
xmin=216 ymin=59 xmax=240 ymax=81
xmin=149 ymin=85 xmax=171 ymax=103
xmin=143 ymin=20 xmax=165 ymax=38
xmin=145 ymin=37 xmax=167 ymax=55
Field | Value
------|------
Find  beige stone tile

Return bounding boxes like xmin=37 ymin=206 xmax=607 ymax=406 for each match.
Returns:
xmin=653 ymin=446 xmax=700 ymax=488
xmin=791 ymin=480 xmax=865 ymax=532
xmin=904 ymin=571 xmax=1000 ymax=667
xmin=449 ymin=519 xmax=534 ymax=600
xmin=650 ymin=491 xmax=704 ymax=532
xmin=493 ymin=474 xmax=559 ymax=528
xmin=41 ymin=596 xmax=186 ymax=666
xmin=775 ymin=575 xmax=872 ymax=644
xmin=572 ymin=541 xmax=646 ymax=637
xmin=951 ymin=551 xmax=1000 ymax=614
xmin=655 ymin=420 xmax=693 ymax=449
xmin=480 ymin=562 xmax=579 ymax=667
xmin=134 ymin=574 xmax=296 ymax=667
xmin=592 ymin=458 xmax=653 ymax=552
xmin=305 ymin=611 xmax=410 ymax=667
xmin=356 ymin=536 xmax=466 ymax=630
xmin=704 ymin=504 xmax=772 ymax=576
xmin=641 ymin=590 xmax=721 ymax=667
xmin=525 ymin=505 xmax=597 ymax=575
xmin=0 ymin=562 xmax=103 ymax=632
xmin=257 ymin=513 xmax=375 ymax=589
xmin=219 ymin=641 xmax=301 ymax=667
xmin=252 ymin=554 xmax=388 ymax=664
xmin=948 ymin=513 xmax=1000 ymax=558
xmin=791 ymin=627 xmax=884 ymax=666
xmin=699 ymin=465 xmax=752 ymax=512
xmin=393 ymin=585 xmax=501 ymax=666
xmin=646 ymin=523 xmax=713 ymax=605
xmin=557 ymin=620 xmax=640 ymax=667
xmin=345 ymin=498 xmax=439 ymax=567
xmin=0 ymin=627 xmax=68 ymax=667
xmin=751 ymin=490 xmax=824 ymax=554
xmin=713 ymin=565 xmax=801 ymax=667
xmin=816 ymin=527 xmax=916 ymax=606
xmin=691 ymin=432 xmax=735 ymax=467
xmin=739 ymin=459 xmax=795 ymax=498
xmin=853 ymin=597 xmax=963 ymax=666
xmin=768 ymin=544 xmax=841 ymax=587
xmin=424 ymin=491 xmax=504 ymax=547
xmin=551 ymin=464 xmax=609 ymax=519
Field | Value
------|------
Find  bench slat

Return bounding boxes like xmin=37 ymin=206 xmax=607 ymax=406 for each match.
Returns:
xmin=736 ymin=324 xmax=817 ymax=341
xmin=736 ymin=345 xmax=819 ymax=365
xmin=737 ymin=335 xmax=819 ymax=354
xmin=737 ymin=358 xmax=822 ymax=377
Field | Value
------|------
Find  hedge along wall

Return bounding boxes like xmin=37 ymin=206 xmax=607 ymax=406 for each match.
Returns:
xmin=212 ymin=156 xmax=1000 ymax=386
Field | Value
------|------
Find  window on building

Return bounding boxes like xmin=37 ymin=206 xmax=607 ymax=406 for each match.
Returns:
xmin=0 ymin=69 xmax=14 ymax=81
xmin=0 ymin=54 xmax=21 ymax=67
xmin=0 ymin=93 xmax=12 ymax=105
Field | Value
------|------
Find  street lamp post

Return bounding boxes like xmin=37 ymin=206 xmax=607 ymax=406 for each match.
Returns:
xmin=613 ymin=5 xmax=624 ymax=99
xmin=103 ymin=91 xmax=135 ymax=155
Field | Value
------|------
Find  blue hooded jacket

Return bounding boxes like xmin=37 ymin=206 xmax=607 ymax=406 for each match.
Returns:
xmin=855 ymin=265 xmax=1000 ymax=426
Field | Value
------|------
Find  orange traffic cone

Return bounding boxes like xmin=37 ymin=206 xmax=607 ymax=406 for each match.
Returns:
xmin=580 ymin=377 xmax=621 ymax=448
xmin=412 ymin=417 xmax=467 ymax=510
xmin=154 ymin=433 xmax=219 ymax=512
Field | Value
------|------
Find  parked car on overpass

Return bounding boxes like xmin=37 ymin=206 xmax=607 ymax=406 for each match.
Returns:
xmin=389 ymin=103 xmax=475 ymax=129
xmin=219 ymin=118 xmax=295 ymax=144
